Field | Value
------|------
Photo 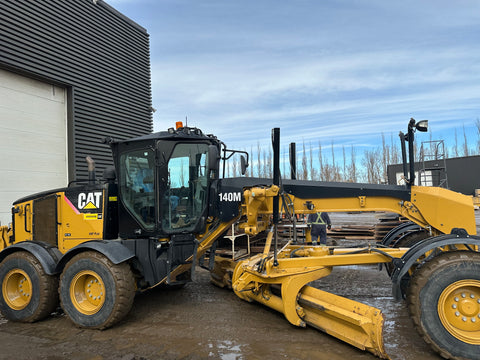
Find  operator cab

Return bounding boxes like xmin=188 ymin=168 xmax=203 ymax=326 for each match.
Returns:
xmin=109 ymin=124 xmax=220 ymax=239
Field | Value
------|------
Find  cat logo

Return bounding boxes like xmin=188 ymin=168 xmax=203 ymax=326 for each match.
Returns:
xmin=78 ymin=192 xmax=102 ymax=210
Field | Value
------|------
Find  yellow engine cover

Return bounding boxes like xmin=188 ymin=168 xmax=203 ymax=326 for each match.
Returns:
xmin=11 ymin=187 xmax=105 ymax=253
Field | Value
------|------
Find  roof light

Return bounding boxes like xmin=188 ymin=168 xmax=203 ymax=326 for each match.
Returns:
xmin=176 ymin=121 xmax=183 ymax=129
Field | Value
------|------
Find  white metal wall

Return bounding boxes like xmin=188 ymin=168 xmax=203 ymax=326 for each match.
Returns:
xmin=0 ymin=69 xmax=67 ymax=225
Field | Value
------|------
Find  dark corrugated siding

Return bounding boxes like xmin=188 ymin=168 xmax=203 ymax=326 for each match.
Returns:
xmin=0 ymin=0 xmax=152 ymax=180
xmin=387 ymin=156 xmax=480 ymax=195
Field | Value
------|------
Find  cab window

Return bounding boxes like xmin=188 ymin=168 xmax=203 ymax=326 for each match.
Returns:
xmin=119 ymin=149 xmax=155 ymax=229
xmin=161 ymin=143 xmax=209 ymax=232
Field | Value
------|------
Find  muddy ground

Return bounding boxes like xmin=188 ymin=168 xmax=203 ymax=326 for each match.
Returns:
xmin=0 ymin=212 xmax=476 ymax=360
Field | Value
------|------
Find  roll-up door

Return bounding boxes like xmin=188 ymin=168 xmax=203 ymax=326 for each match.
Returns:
xmin=0 ymin=69 xmax=68 ymax=226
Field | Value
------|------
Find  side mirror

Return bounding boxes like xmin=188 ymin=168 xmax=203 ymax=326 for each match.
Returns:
xmin=240 ymin=155 xmax=248 ymax=175
xmin=208 ymin=145 xmax=219 ymax=173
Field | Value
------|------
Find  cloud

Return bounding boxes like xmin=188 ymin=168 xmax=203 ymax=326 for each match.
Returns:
xmin=152 ymin=43 xmax=480 ymax=150
xmin=153 ymin=44 xmax=480 ymax=106
xmin=139 ymin=1 xmax=480 ymax=159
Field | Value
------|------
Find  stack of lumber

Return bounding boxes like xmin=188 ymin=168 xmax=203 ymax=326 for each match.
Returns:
xmin=373 ymin=213 xmax=405 ymax=241
xmin=327 ymin=225 xmax=375 ymax=240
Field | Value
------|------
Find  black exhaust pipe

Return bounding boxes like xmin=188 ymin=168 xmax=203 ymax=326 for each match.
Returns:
xmin=289 ymin=142 xmax=296 ymax=180
xmin=272 ymin=128 xmax=280 ymax=266
xmin=407 ymin=118 xmax=416 ymax=186
xmin=399 ymin=132 xmax=408 ymax=184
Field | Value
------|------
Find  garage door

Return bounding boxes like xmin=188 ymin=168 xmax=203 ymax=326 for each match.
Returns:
xmin=0 ymin=69 xmax=68 ymax=226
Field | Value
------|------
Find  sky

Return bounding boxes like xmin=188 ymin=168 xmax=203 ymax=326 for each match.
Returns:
xmin=106 ymin=0 xmax=480 ymax=169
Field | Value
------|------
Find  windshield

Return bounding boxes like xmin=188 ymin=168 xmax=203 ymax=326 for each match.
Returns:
xmin=161 ymin=143 xmax=209 ymax=232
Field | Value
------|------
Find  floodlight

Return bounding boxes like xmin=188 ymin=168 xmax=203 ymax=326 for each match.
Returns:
xmin=415 ymin=120 xmax=428 ymax=132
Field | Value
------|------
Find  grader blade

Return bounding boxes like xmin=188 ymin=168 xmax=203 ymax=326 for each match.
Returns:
xmin=299 ymin=285 xmax=388 ymax=359
xmin=226 ymin=245 xmax=407 ymax=359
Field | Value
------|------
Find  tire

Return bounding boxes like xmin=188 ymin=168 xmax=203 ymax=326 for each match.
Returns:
xmin=385 ymin=230 xmax=430 ymax=276
xmin=407 ymin=251 xmax=480 ymax=360
xmin=0 ymin=252 xmax=58 ymax=322
xmin=394 ymin=230 xmax=429 ymax=248
xmin=59 ymin=251 xmax=135 ymax=329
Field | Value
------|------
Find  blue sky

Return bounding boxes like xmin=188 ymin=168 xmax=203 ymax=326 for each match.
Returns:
xmin=106 ymin=0 xmax=480 ymax=165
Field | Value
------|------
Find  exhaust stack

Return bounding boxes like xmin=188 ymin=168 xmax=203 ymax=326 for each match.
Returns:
xmin=86 ymin=156 xmax=96 ymax=184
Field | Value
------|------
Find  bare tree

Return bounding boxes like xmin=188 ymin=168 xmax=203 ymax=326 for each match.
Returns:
xmin=301 ymin=140 xmax=308 ymax=180
xmin=348 ymin=145 xmax=357 ymax=182
xmin=249 ymin=145 xmax=254 ymax=177
xmin=256 ymin=142 xmax=262 ymax=177
xmin=381 ymin=133 xmax=388 ymax=182
xmin=309 ymin=142 xmax=317 ymax=180
xmin=318 ymin=140 xmax=324 ymax=181
xmin=266 ymin=148 xmax=272 ymax=178
xmin=262 ymin=148 xmax=267 ymax=178
xmin=363 ymin=148 xmax=382 ymax=184
xmin=331 ymin=140 xmax=336 ymax=170
xmin=322 ymin=163 xmax=334 ymax=182
xmin=329 ymin=140 xmax=342 ymax=181
xmin=224 ymin=158 xmax=230 ymax=178
xmin=454 ymin=129 xmax=459 ymax=158
xmin=463 ymin=124 xmax=469 ymax=157
xmin=390 ymin=134 xmax=400 ymax=164
xmin=232 ymin=155 xmax=238 ymax=177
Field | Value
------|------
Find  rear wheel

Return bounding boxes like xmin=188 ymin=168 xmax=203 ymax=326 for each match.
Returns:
xmin=59 ymin=251 xmax=135 ymax=329
xmin=0 ymin=252 xmax=58 ymax=322
xmin=407 ymin=251 xmax=480 ymax=359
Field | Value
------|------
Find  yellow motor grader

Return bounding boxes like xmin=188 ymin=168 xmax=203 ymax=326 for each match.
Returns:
xmin=0 ymin=119 xmax=479 ymax=360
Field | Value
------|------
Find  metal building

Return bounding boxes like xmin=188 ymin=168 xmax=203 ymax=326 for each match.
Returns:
xmin=0 ymin=0 xmax=153 ymax=224
xmin=387 ymin=155 xmax=480 ymax=196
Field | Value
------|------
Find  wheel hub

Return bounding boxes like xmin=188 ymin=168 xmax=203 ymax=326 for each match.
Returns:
xmin=70 ymin=270 xmax=106 ymax=315
xmin=439 ymin=280 xmax=480 ymax=344
xmin=2 ymin=269 xmax=32 ymax=310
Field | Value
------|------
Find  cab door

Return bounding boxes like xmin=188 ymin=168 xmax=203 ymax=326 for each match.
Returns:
xmin=160 ymin=142 xmax=210 ymax=234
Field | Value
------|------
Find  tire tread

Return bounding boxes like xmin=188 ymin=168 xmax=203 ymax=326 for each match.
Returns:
xmin=407 ymin=251 xmax=480 ymax=360
xmin=59 ymin=251 xmax=135 ymax=329
xmin=0 ymin=251 xmax=58 ymax=322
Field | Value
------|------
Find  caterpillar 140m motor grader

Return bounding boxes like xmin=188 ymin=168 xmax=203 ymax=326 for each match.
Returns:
xmin=0 ymin=119 xmax=479 ymax=359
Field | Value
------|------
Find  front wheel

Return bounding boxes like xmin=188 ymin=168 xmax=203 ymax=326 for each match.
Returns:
xmin=385 ymin=230 xmax=429 ymax=276
xmin=59 ymin=251 xmax=135 ymax=329
xmin=407 ymin=251 xmax=480 ymax=360
xmin=0 ymin=252 xmax=58 ymax=322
